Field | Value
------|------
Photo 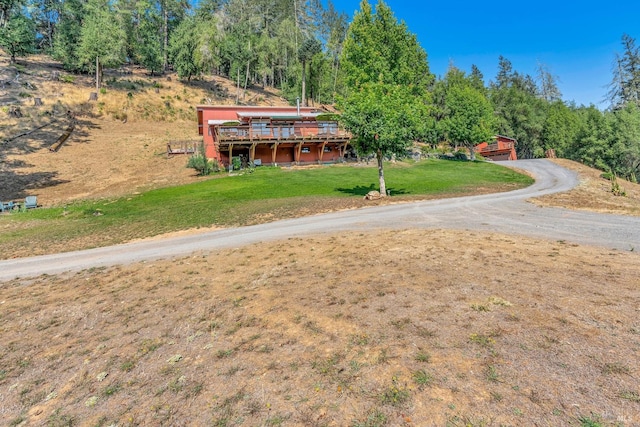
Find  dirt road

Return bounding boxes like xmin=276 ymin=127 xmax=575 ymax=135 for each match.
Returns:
xmin=1 ymin=159 xmax=639 ymax=281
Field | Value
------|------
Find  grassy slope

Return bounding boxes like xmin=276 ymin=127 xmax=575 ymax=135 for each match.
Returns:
xmin=0 ymin=160 xmax=533 ymax=258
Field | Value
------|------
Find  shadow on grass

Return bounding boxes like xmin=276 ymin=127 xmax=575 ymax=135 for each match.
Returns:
xmin=336 ymin=184 xmax=409 ymax=196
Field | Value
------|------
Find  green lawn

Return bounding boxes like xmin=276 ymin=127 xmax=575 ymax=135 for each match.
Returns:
xmin=0 ymin=160 xmax=533 ymax=257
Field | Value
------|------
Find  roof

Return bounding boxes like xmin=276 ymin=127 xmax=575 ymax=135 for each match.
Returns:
xmin=495 ymin=135 xmax=517 ymax=142
xmin=236 ymin=111 xmax=323 ymax=119
xmin=207 ymin=119 xmax=240 ymax=125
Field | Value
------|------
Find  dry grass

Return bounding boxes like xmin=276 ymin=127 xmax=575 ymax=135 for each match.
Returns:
xmin=1 ymin=229 xmax=639 ymax=426
xmin=534 ymin=159 xmax=640 ymax=216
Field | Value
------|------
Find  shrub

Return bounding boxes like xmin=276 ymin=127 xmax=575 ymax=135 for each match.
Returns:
xmin=187 ymin=144 xmax=219 ymax=176
xmin=59 ymin=74 xmax=75 ymax=83
xmin=453 ymin=150 xmax=468 ymax=161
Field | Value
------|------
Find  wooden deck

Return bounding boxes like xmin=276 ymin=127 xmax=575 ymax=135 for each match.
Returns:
xmin=214 ymin=125 xmax=351 ymax=145
xmin=167 ymin=140 xmax=198 ymax=157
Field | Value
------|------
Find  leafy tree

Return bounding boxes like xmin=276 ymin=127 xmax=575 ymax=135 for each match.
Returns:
xmin=0 ymin=12 xmax=35 ymax=62
xmin=490 ymin=56 xmax=546 ymax=158
xmin=341 ymin=82 xmax=429 ymax=195
xmin=0 ymin=0 xmax=20 ymax=28
xmin=340 ymin=0 xmax=433 ymax=196
xmin=569 ymin=106 xmax=612 ymax=172
xmin=541 ymin=101 xmax=579 ymax=157
xmin=441 ymin=85 xmax=495 ymax=160
xmin=469 ymin=64 xmax=486 ymax=93
xmin=158 ymin=0 xmax=189 ymax=71
xmin=193 ymin=13 xmax=220 ymax=76
xmin=30 ymin=0 xmax=60 ymax=51
xmin=609 ymin=103 xmax=640 ymax=181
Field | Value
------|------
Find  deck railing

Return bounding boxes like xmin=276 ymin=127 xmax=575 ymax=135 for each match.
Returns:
xmin=481 ymin=142 xmax=514 ymax=153
xmin=214 ymin=124 xmax=351 ymax=143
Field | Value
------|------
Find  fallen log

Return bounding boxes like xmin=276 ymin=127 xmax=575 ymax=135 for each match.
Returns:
xmin=49 ymin=123 xmax=75 ymax=152
xmin=1 ymin=119 xmax=58 ymax=144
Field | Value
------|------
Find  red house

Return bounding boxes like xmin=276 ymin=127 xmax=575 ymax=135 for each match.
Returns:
xmin=476 ymin=135 xmax=518 ymax=161
xmin=196 ymin=105 xmax=352 ymax=169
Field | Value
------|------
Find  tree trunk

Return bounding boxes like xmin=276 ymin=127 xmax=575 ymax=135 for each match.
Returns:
xmin=163 ymin=6 xmax=169 ymax=71
xmin=377 ymin=149 xmax=387 ymax=197
xmin=301 ymin=60 xmax=307 ymax=106
xmin=243 ymin=60 xmax=250 ymax=100
xmin=236 ymin=68 xmax=240 ymax=104
xmin=469 ymin=144 xmax=476 ymax=161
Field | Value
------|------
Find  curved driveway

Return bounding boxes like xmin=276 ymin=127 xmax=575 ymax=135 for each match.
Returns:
xmin=1 ymin=159 xmax=639 ymax=282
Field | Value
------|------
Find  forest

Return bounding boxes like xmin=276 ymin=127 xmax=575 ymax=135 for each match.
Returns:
xmin=1 ymin=0 xmax=639 ymax=181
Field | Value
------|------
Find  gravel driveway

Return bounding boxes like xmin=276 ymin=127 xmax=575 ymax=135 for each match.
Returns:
xmin=1 ymin=159 xmax=638 ymax=281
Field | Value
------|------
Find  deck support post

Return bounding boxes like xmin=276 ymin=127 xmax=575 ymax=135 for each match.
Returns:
xmin=249 ymin=142 xmax=257 ymax=166
xmin=271 ymin=143 xmax=279 ymax=166
xmin=229 ymin=143 xmax=234 ymax=172
xmin=295 ymin=142 xmax=302 ymax=165
xmin=318 ymin=141 xmax=327 ymax=164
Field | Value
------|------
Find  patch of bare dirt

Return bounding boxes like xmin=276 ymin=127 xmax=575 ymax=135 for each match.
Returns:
xmin=1 ymin=229 xmax=638 ymax=425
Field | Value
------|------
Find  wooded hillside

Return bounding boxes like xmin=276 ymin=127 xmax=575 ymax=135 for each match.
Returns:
xmin=1 ymin=0 xmax=639 ymax=181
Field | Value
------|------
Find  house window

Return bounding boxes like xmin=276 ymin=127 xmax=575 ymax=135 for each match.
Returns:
xmin=323 ymin=146 xmax=332 ymax=152
xmin=301 ymin=147 xmax=311 ymax=153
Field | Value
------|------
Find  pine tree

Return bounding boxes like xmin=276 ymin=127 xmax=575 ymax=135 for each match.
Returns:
xmin=0 ymin=12 xmax=35 ymax=62
xmin=608 ymin=34 xmax=640 ymax=108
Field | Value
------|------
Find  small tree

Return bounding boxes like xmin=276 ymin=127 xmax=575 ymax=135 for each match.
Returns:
xmin=0 ymin=14 xmax=36 ymax=63
xmin=341 ymin=82 xmax=429 ymax=195
xmin=339 ymin=0 xmax=433 ymax=196
xmin=187 ymin=143 xmax=218 ymax=175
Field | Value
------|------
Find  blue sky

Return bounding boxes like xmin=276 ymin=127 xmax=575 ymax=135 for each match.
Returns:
xmin=329 ymin=0 xmax=640 ymax=107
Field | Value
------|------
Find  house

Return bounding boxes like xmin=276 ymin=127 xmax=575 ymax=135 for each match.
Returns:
xmin=196 ymin=105 xmax=352 ymax=169
xmin=476 ymin=135 xmax=518 ymax=161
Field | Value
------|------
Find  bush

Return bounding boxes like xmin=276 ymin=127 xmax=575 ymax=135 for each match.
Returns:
xmin=453 ymin=150 xmax=468 ymax=161
xmin=187 ymin=152 xmax=215 ymax=175
xmin=600 ymin=172 xmax=614 ymax=181
xmin=187 ymin=143 xmax=219 ymax=176
xmin=232 ymin=157 xmax=241 ymax=171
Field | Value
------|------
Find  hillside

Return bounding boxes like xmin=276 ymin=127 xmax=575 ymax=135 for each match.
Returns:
xmin=0 ymin=52 xmax=287 ymax=205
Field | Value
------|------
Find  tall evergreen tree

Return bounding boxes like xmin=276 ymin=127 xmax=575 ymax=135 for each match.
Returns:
xmin=536 ymin=62 xmax=562 ymax=102
xmin=168 ymin=15 xmax=199 ymax=80
xmin=77 ymin=0 xmax=127 ymax=72
xmin=608 ymin=33 xmax=640 ymax=108
xmin=52 ymin=0 xmax=85 ymax=71
xmin=298 ymin=37 xmax=321 ymax=105
xmin=0 ymin=12 xmax=35 ymax=62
